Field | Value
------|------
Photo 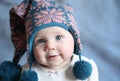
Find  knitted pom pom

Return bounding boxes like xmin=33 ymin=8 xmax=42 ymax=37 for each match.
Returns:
xmin=20 ymin=70 xmax=38 ymax=81
xmin=0 ymin=61 xmax=22 ymax=81
xmin=73 ymin=61 xmax=92 ymax=80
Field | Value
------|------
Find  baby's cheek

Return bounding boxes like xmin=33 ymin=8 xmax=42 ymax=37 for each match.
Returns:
xmin=61 ymin=48 xmax=73 ymax=59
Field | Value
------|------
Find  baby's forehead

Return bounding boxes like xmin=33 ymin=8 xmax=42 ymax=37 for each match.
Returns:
xmin=35 ymin=26 xmax=70 ymax=36
xmin=37 ymin=26 xmax=68 ymax=33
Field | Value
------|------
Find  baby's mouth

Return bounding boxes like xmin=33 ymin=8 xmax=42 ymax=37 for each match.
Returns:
xmin=46 ymin=53 xmax=60 ymax=60
xmin=46 ymin=51 xmax=60 ymax=60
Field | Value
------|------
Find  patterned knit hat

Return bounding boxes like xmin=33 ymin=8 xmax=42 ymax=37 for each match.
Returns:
xmin=0 ymin=0 xmax=92 ymax=81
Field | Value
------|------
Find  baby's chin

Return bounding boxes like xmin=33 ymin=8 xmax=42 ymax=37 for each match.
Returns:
xmin=40 ymin=59 xmax=71 ymax=70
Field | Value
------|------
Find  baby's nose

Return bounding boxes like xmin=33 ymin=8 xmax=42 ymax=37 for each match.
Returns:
xmin=45 ymin=41 xmax=56 ymax=51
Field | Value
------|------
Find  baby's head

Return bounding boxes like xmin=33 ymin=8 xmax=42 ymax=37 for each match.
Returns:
xmin=25 ymin=0 xmax=81 ymax=66
xmin=0 ymin=0 xmax=92 ymax=81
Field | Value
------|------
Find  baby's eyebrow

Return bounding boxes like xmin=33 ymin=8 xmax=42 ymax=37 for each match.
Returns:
xmin=34 ymin=35 xmax=44 ymax=40
xmin=35 ymin=36 xmax=43 ymax=39
xmin=53 ymin=31 xmax=63 ymax=34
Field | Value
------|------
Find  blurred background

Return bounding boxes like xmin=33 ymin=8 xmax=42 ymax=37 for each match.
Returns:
xmin=0 ymin=0 xmax=120 ymax=81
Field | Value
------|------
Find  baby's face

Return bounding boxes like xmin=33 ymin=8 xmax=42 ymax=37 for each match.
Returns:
xmin=33 ymin=26 xmax=74 ymax=70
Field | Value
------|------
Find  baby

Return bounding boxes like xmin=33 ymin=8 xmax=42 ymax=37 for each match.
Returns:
xmin=0 ymin=0 xmax=99 ymax=81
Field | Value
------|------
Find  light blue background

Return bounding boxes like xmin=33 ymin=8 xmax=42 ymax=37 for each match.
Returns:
xmin=0 ymin=0 xmax=120 ymax=81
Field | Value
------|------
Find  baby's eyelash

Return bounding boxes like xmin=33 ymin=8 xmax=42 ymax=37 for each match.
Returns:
xmin=37 ymin=39 xmax=46 ymax=44
xmin=33 ymin=39 xmax=46 ymax=46
xmin=56 ymin=35 xmax=64 ymax=40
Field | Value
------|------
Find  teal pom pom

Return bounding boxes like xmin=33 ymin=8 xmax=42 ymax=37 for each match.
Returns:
xmin=0 ymin=61 xmax=21 ymax=81
xmin=20 ymin=70 xmax=38 ymax=81
xmin=73 ymin=61 xmax=92 ymax=80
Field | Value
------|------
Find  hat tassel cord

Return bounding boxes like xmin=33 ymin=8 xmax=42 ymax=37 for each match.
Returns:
xmin=73 ymin=52 xmax=93 ymax=80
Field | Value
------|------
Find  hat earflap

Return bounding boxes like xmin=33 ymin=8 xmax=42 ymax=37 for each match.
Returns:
xmin=69 ymin=27 xmax=92 ymax=80
xmin=73 ymin=52 xmax=92 ymax=80
xmin=19 ymin=52 xmax=38 ymax=81
xmin=19 ymin=41 xmax=38 ymax=81
xmin=0 ymin=61 xmax=22 ymax=81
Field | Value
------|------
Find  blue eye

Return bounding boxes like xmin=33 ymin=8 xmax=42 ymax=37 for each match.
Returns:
xmin=56 ymin=35 xmax=63 ymax=40
xmin=37 ymin=39 xmax=46 ymax=44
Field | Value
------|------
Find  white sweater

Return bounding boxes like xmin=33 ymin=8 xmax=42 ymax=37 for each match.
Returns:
xmin=22 ymin=54 xmax=99 ymax=81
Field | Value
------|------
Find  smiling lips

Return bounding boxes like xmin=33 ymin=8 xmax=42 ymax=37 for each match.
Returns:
xmin=46 ymin=51 xmax=60 ymax=60
xmin=47 ymin=55 xmax=59 ymax=60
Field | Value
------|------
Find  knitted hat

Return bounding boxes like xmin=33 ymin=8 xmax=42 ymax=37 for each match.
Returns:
xmin=0 ymin=0 xmax=92 ymax=81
